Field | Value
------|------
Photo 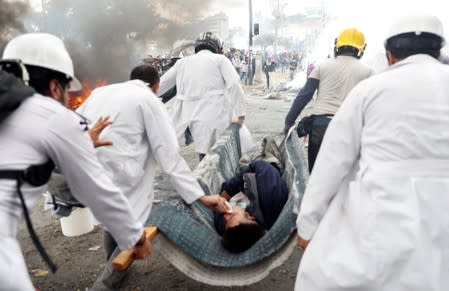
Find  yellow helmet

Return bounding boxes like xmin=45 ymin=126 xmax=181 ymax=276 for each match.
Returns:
xmin=335 ymin=28 xmax=366 ymax=56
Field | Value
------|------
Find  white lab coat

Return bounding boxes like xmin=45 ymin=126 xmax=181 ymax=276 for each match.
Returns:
xmin=159 ymin=50 xmax=246 ymax=154
xmin=295 ymin=55 xmax=449 ymax=291
xmin=77 ymin=80 xmax=204 ymax=224
xmin=0 ymin=95 xmax=143 ymax=290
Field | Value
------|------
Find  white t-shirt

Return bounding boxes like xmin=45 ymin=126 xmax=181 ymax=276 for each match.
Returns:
xmin=309 ymin=56 xmax=373 ymax=115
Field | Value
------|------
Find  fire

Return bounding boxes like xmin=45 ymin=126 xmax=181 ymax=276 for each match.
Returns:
xmin=68 ymin=79 xmax=108 ymax=109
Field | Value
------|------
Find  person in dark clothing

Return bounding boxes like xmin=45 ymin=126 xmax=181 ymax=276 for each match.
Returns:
xmin=263 ymin=63 xmax=270 ymax=89
xmin=214 ymin=160 xmax=288 ymax=253
xmin=289 ymin=57 xmax=298 ymax=81
xmin=263 ymin=59 xmax=275 ymax=89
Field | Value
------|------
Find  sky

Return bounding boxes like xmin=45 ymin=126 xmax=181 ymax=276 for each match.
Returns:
xmin=205 ymin=0 xmax=449 ymax=57
xmin=27 ymin=0 xmax=314 ymax=27
xmin=210 ymin=0 xmax=320 ymax=27
xmin=314 ymin=0 xmax=449 ymax=61
xmin=25 ymin=0 xmax=449 ymax=58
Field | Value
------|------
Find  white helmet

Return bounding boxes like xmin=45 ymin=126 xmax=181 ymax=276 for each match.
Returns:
xmin=2 ymin=33 xmax=82 ymax=91
xmin=385 ymin=15 xmax=445 ymax=46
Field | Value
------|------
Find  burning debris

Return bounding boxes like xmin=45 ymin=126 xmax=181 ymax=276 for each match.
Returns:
xmin=26 ymin=0 xmax=217 ymax=84
xmin=68 ymin=79 xmax=108 ymax=110
xmin=2 ymin=1 xmax=244 ymax=110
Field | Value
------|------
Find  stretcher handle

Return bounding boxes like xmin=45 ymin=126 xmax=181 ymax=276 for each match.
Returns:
xmin=112 ymin=226 xmax=159 ymax=271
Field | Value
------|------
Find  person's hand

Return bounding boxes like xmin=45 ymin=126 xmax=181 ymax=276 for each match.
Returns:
xmin=133 ymin=232 xmax=152 ymax=259
xmin=220 ymin=190 xmax=231 ymax=201
xmin=89 ymin=116 xmax=113 ymax=148
xmin=296 ymin=235 xmax=310 ymax=251
xmin=199 ymin=195 xmax=229 ymax=213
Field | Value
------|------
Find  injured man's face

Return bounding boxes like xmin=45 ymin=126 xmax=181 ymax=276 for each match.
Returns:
xmin=220 ymin=205 xmax=266 ymax=253
xmin=223 ymin=205 xmax=257 ymax=229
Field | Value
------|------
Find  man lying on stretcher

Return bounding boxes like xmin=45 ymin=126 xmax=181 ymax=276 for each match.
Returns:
xmin=214 ymin=160 xmax=288 ymax=253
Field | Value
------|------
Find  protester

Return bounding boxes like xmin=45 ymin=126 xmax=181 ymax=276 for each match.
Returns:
xmin=240 ymin=57 xmax=249 ymax=85
xmin=295 ymin=15 xmax=449 ymax=291
xmin=284 ymin=28 xmax=373 ymax=172
xmin=289 ymin=56 xmax=298 ymax=81
xmin=232 ymin=52 xmax=242 ymax=74
xmin=158 ymin=32 xmax=246 ymax=161
xmin=262 ymin=57 xmax=275 ymax=89
xmin=76 ymin=64 xmax=228 ymax=290
xmin=0 ymin=33 xmax=151 ymax=291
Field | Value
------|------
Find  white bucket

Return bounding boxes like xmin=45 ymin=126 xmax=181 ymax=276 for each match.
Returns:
xmin=60 ymin=208 xmax=94 ymax=237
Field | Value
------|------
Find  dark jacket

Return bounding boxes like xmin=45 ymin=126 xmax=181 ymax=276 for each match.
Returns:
xmin=0 ymin=70 xmax=34 ymax=123
xmin=214 ymin=160 xmax=288 ymax=235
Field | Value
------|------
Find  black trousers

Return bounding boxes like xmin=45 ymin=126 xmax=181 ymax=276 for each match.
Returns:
xmin=308 ymin=116 xmax=331 ymax=173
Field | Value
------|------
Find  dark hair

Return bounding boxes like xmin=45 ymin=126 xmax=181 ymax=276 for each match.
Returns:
xmin=385 ymin=32 xmax=443 ymax=60
xmin=335 ymin=46 xmax=362 ymax=59
xmin=222 ymin=222 xmax=266 ymax=253
xmin=130 ymin=65 xmax=160 ymax=86
xmin=26 ymin=65 xmax=71 ymax=95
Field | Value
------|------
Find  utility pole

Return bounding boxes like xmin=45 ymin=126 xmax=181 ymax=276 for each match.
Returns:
xmin=248 ymin=0 xmax=253 ymax=85
xmin=321 ymin=0 xmax=326 ymax=28
xmin=274 ymin=0 xmax=279 ymax=55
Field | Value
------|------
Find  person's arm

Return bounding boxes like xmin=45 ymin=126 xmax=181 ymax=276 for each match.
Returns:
xmin=284 ymin=78 xmax=319 ymax=133
xmin=140 ymin=95 xmax=227 ymax=212
xmin=221 ymin=165 xmax=251 ymax=196
xmin=159 ymin=85 xmax=177 ymax=104
xmin=220 ymin=56 xmax=247 ymax=119
xmin=43 ymin=111 xmax=143 ymax=251
xmin=296 ymin=82 xmax=365 ymax=243
xmin=158 ymin=61 xmax=179 ymax=97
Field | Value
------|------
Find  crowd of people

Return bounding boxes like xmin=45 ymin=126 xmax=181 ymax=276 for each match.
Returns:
xmin=143 ymin=46 xmax=306 ymax=91
xmin=223 ymin=48 xmax=304 ymax=87
xmin=1 ymin=12 xmax=449 ymax=291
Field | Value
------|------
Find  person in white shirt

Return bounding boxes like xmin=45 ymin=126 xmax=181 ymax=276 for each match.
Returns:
xmin=77 ymin=64 xmax=228 ymax=290
xmin=0 ymin=33 xmax=151 ymax=291
xmin=295 ymin=15 xmax=449 ymax=291
xmin=158 ymin=32 xmax=246 ymax=161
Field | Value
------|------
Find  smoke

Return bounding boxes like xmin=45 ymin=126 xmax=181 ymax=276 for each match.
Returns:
xmin=28 ymin=0 xmax=215 ymax=84
xmin=0 ymin=0 xmax=29 ymax=54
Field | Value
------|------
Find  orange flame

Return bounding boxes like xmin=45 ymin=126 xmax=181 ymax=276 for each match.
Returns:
xmin=68 ymin=79 xmax=108 ymax=110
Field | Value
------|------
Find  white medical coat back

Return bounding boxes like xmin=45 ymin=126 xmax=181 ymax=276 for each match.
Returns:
xmin=77 ymin=80 xmax=204 ymax=224
xmin=296 ymin=55 xmax=449 ymax=291
xmin=0 ymin=95 xmax=143 ymax=290
xmin=159 ymin=50 xmax=246 ymax=154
